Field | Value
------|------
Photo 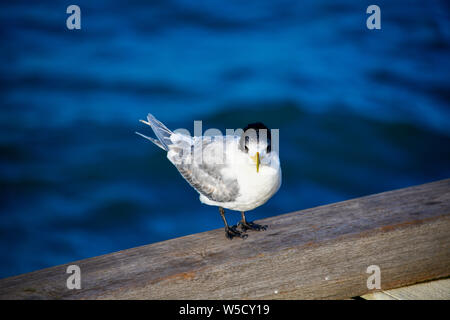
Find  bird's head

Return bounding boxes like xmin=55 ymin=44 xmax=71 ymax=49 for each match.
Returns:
xmin=239 ymin=122 xmax=272 ymax=173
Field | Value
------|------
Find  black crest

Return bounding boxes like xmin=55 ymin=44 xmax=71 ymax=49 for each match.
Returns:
xmin=240 ymin=122 xmax=272 ymax=153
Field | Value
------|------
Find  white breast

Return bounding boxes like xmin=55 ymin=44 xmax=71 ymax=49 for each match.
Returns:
xmin=230 ymin=162 xmax=282 ymax=211
xmin=199 ymin=145 xmax=282 ymax=212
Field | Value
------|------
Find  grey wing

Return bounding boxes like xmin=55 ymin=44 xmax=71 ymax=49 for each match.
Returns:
xmin=171 ymin=136 xmax=240 ymax=203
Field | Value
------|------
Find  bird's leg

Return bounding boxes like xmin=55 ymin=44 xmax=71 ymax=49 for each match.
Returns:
xmin=238 ymin=211 xmax=268 ymax=231
xmin=219 ymin=207 xmax=247 ymax=240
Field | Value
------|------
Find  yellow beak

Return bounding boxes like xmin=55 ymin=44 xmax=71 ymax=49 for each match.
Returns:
xmin=251 ymin=152 xmax=260 ymax=173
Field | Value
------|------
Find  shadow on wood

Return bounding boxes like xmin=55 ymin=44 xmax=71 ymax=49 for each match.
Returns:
xmin=0 ymin=179 xmax=449 ymax=299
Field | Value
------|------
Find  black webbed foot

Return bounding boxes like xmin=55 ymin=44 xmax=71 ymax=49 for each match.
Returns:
xmin=225 ymin=225 xmax=248 ymax=240
xmin=238 ymin=220 xmax=268 ymax=232
xmin=238 ymin=211 xmax=267 ymax=232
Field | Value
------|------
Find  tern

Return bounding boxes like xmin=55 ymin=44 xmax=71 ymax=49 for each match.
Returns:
xmin=136 ymin=114 xmax=281 ymax=239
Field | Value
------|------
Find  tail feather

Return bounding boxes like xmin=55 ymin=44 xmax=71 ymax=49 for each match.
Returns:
xmin=135 ymin=131 xmax=165 ymax=150
xmin=136 ymin=114 xmax=173 ymax=151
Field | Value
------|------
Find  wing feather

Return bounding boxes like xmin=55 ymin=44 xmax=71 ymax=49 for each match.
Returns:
xmin=171 ymin=136 xmax=239 ymax=203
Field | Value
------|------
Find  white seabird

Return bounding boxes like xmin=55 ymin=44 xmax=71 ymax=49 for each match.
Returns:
xmin=136 ymin=114 xmax=282 ymax=239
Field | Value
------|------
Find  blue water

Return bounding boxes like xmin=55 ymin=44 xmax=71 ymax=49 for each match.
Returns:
xmin=0 ymin=0 xmax=449 ymax=278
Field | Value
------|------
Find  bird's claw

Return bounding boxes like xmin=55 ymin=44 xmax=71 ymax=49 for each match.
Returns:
xmin=225 ymin=225 xmax=248 ymax=240
xmin=238 ymin=221 xmax=268 ymax=232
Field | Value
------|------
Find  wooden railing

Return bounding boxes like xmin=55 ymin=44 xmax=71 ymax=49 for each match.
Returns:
xmin=0 ymin=179 xmax=449 ymax=299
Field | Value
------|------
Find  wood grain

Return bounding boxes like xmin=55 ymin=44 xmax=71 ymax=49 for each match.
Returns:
xmin=0 ymin=179 xmax=449 ymax=300
xmin=362 ymin=278 xmax=450 ymax=300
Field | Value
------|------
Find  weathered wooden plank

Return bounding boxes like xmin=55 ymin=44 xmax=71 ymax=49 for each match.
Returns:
xmin=362 ymin=278 xmax=450 ymax=300
xmin=361 ymin=291 xmax=397 ymax=300
xmin=0 ymin=179 xmax=449 ymax=300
